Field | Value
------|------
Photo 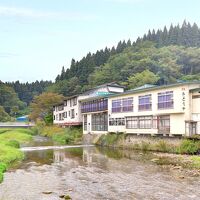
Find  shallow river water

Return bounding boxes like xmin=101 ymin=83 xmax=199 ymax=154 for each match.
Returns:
xmin=0 ymin=137 xmax=200 ymax=200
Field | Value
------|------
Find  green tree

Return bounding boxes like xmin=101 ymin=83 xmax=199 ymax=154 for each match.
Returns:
xmin=0 ymin=106 xmax=10 ymax=122
xmin=127 ymin=70 xmax=159 ymax=89
xmin=29 ymin=92 xmax=64 ymax=123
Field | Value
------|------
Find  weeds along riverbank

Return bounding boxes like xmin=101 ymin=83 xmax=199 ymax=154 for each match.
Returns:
xmin=0 ymin=128 xmax=33 ymax=183
xmin=31 ymin=123 xmax=82 ymax=145
xmin=95 ymin=133 xmax=200 ymax=170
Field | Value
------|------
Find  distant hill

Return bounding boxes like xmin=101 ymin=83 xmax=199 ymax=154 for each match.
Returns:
xmin=47 ymin=21 xmax=200 ymax=96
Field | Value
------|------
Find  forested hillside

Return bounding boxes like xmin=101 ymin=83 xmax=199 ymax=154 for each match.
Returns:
xmin=6 ymin=81 xmax=52 ymax=105
xmin=48 ymin=21 xmax=200 ymax=96
xmin=140 ymin=20 xmax=200 ymax=47
xmin=0 ymin=81 xmax=52 ymax=121
xmin=0 ymin=81 xmax=26 ymax=121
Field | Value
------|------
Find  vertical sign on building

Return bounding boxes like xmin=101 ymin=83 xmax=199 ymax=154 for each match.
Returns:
xmin=182 ymin=88 xmax=186 ymax=110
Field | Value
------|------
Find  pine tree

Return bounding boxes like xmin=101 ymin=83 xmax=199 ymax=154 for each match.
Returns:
xmin=60 ymin=66 xmax=65 ymax=80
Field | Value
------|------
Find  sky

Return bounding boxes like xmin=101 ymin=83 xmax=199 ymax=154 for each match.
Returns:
xmin=0 ymin=0 xmax=200 ymax=83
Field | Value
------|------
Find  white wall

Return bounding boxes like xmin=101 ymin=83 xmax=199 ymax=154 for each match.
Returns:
xmin=53 ymin=96 xmax=82 ymax=126
xmin=108 ymin=83 xmax=200 ymax=136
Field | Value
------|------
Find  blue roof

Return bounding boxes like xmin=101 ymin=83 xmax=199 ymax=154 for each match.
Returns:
xmin=16 ymin=116 xmax=28 ymax=121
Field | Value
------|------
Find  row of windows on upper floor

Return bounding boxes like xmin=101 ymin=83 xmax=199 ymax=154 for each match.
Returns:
xmin=111 ymin=91 xmax=174 ymax=113
xmin=53 ymin=98 xmax=78 ymax=111
xmin=54 ymin=91 xmax=174 ymax=113
xmin=81 ymin=99 xmax=108 ymax=113
xmin=54 ymin=109 xmax=75 ymax=121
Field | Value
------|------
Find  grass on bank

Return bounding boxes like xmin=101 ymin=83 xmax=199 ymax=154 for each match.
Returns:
xmin=96 ymin=133 xmax=200 ymax=155
xmin=31 ymin=123 xmax=82 ymax=145
xmin=96 ymin=133 xmax=200 ymax=170
xmin=0 ymin=128 xmax=33 ymax=183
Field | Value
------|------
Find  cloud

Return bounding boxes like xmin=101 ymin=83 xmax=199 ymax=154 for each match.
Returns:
xmin=0 ymin=6 xmax=96 ymax=21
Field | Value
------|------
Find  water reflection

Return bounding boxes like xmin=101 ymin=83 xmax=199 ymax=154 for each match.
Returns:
xmin=21 ymin=146 xmax=155 ymax=169
xmin=1 ymin=145 xmax=200 ymax=200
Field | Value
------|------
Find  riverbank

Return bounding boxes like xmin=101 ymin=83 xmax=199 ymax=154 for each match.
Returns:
xmin=95 ymin=133 xmax=200 ymax=171
xmin=32 ymin=124 xmax=82 ymax=145
xmin=0 ymin=128 xmax=33 ymax=183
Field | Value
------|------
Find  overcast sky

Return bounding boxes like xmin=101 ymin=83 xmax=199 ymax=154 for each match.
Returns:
xmin=0 ymin=0 xmax=200 ymax=82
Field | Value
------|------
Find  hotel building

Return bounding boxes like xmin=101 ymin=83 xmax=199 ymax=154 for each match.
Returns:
xmin=79 ymin=83 xmax=124 ymax=134
xmin=53 ymin=83 xmax=124 ymax=129
xmin=53 ymin=95 xmax=82 ymax=127
xmin=108 ymin=82 xmax=200 ymax=136
xmin=53 ymin=81 xmax=200 ymax=136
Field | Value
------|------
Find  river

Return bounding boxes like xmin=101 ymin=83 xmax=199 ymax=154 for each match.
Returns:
xmin=0 ymin=136 xmax=199 ymax=200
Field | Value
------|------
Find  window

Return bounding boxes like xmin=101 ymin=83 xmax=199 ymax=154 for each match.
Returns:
xmin=84 ymin=115 xmax=87 ymax=131
xmin=122 ymin=98 xmax=133 ymax=112
xmin=126 ymin=116 xmax=155 ymax=129
xmin=92 ymin=112 xmax=108 ymax=131
xmin=112 ymin=99 xmax=121 ymax=112
xmin=64 ymin=112 xmax=67 ymax=118
xmin=68 ymin=111 xmax=70 ymax=117
xmin=71 ymin=109 xmax=75 ymax=119
xmin=81 ymin=99 xmax=108 ymax=113
xmin=73 ymin=97 xmax=77 ymax=106
xmin=58 ymin=105 xmax=64 ymax=111
xmin=69 ymin=97 xmax=78 ymax=107
xmin=158 ymin=115 xmax=170 ymax=132
xmin=64 ymin=100 xmax=67 ymax=106
xmin=126 ymin=117 xmax=138 ymax=129
xmin=112 ymin=97 xmax=133 ymax=113
xmin=59 ymin=113 xmax=63 ymax=121
xmin=138 ymin=116 xmax=152 ymax=129
xmin=138 ymin=94 xmax=152 ymax=111
xmin=53 ymin=115 xmax=55 ymax=120
xmin=109 ymin=118 xmax=125 ymax=126
xmin=158 ymin=91 xmax=173 ymax=109
xmin=70 ymin=99 xmax=72 ymax=107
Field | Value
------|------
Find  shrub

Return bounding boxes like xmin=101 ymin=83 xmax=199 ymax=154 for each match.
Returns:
xmin=155 ymin=140 xmax=169 ymax=152
xmin=132 ymin=143 xmax=140 ymax=149
xmin=0 ymin=163 xmax=7 ymax=173
xmin=30 ymin=126 xmax=40 ymax=135
xmin=6 ymin=140 xmax=20 ymax=148
xmin=178 ymin=140 xmax=199 ymax=154
xmin=0 ymin=172 xmax=3 ymax=183
xmin=96 ymin=133 xmax=124 ymax=147
xmin=52 ymin=127 xmax=82 ymax=145
xmin=191 ymin=156 xmax=200 ymax=168
xmin=140 ymin=141 xmax=150 ymax=151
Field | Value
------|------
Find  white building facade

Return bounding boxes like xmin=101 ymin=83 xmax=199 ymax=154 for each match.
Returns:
xmin=53 ymin=95 xmax=82 ymax=127
xmin=108 ymin=82 xmax=200 ymax=136
xmin=79 ymin=83 xmax=124 ymax=134
xmin=53 ymin=82 xmax=200 ymax=136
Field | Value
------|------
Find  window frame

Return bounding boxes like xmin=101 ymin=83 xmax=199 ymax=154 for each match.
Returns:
xmin=138 ymin=94 xmax=152 ymax=111
xmin=158 ymin=91 xmax=174 ymax=110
